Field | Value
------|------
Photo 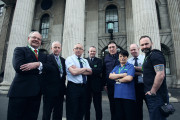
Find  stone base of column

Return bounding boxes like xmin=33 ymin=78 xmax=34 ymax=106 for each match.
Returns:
xmin=169 ymin=93 xmax=179 ymax=102
xmin=0 ymin=81 xmax=10 ymax=94
xmin=172 ymin=83 xmax=180 ymax=88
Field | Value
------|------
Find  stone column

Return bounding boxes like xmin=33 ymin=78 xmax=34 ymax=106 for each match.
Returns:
xmin=158 ymin=2 xmax=170 ymax=30
xmin=0 ymin=5 xmax=14 ymax=73
xmin=167 ymin=0 xmax=180 ymax=88
xmin=0 ymin=0 xmax=36 ymax=94
xmin=125 ymin=0 xmax=134 ymax=51
xmin=132 ymin=0 xmax=161 ymax=49
xmin=51 ymin=0 xmax=65 ymax=45
xmin=85 ymin=0 xmax=98 ymax=57
xmin=62 ymin=0 xmax=85 ymax=58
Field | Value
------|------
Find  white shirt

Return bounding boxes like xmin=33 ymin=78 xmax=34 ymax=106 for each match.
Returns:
xmin=128 ymin=54 xmax=145 ymax=83
xmin=65 ymin=54 xmax=91 ymax=83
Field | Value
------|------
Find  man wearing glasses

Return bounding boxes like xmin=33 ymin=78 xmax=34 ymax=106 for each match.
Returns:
xmin=7 ymin=31 xmax=50 ymax=120
xmin=65 ymin=43 xmax=92 ymax=120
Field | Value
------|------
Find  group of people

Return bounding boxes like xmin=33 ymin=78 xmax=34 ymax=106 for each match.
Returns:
xmin=7 ymin=31 xmax=169 ymax=120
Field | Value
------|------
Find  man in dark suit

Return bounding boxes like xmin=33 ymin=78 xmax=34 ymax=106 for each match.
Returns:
xmin=42 ymin=41 xmax=66 ymax=120
xmin=7 ymin=31 xmax=50 ymax=120
xmin=85 ymin=46 xmax=103 ymax=120
xmin=102 ymin=41 xmax=119 ymax=120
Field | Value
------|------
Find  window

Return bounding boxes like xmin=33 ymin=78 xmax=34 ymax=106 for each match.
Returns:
xmin=0 ymin=6 xmax=4 ymax=16
xmin=40 ymin=14 xmax=50 ymax=39
xmin=105 ymin=5 xmax=118 ymax=33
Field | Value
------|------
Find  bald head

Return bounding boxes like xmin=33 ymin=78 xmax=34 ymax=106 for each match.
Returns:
xmin=73 ymin=43 xmax=84 ymax=57
xmin=129 ymin=44 xmax=140 ymax=57
xmin=52 ymin=41 xmax=61 ymax=48
xmin=51 ymin=41 xmax=61 ymax=56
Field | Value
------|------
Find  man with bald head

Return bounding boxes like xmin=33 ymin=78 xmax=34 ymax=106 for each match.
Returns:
xmin=42 ymin=41 xmax=66 ymax=120
xmin=65 ymin=43 xmax=92 ymax=120
xmin=128 ymin=44 xmax=145 ymax=120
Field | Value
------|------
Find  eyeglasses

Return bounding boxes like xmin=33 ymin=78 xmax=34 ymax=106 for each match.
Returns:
xmin=30 ymin=36 xmax=42 ymax=41
xmin=74 ymin=47 xmax=83 ymax=50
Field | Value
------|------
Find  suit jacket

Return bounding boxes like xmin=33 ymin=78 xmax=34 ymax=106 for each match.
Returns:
xmin=102 ymin=53 xmax=120 ymax=86
xmin=43 ymin=54 xmax=66 ymax=97
xmin=86 ymin=57 xmax=103 ymax=92
xmin=8 ymin=46 xmax=48 ymax=97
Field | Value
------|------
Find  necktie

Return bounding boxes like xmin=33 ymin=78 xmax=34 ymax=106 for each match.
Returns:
xmin=134 ymin=57 xmax=138 ymax=66
xmin=55 ymin=56 xmax=63 ymax=77
xmin=34 ymin=49 xmax=38 ymax=60
xmin=134 ymin=57 xmax=138 ymax=83
xmin=78 ymin=57 xmax=86 ymax=84
xmin=91 ymin=58 xmax=93 ymax=62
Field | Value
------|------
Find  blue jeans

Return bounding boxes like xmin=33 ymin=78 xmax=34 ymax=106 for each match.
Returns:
xmin=145 ymin=94 xmax=167 ymax=120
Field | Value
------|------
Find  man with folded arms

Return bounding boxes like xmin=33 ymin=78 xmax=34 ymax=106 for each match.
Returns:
xmin=65 ymin=43 xmax=92 ymax=120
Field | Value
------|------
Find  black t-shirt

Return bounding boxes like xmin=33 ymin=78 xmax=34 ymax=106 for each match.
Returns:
xmin=143 ymin=49 xmax=168 ymax=95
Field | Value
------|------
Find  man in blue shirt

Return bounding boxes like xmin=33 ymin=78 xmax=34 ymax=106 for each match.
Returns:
xmin=128 ymin=44 xmax=145 ymax=120
xmin=65 ymin=43 xmax=92 ymax=120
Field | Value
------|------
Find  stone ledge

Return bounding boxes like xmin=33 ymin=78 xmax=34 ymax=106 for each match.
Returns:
xmin=0 ymin=90 xmax=8 ymax=94
xmin=169 ymin=97 xmax=179 ymax=103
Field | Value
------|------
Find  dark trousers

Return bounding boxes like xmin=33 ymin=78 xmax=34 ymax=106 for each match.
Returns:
xmin=115 ymin=98 xmax=137 ymax=120
xmin=85 ymin=91 xmax=102 ymax=120
xmin=146 ymin=94 xmax=167 ymax=120
xmin=135 ymin=83 xmax=146 ymax=120
xmin=7 ymin=95 xmax=41 ymax=120
xmin=66 ymin=82 xmax=87 ymax=120
xmin=42 ymin=94 xmax=64 ymax=120
xmin=107 ymin=85 xmax=116 ymax=120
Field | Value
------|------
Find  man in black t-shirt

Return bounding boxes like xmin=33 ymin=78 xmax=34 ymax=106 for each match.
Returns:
xmin=139 ymin=36 xmax=168 ymax=120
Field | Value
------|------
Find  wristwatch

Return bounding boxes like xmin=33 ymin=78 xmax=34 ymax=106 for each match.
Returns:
xmin=150 ymin=91 xmax=156 ymax=96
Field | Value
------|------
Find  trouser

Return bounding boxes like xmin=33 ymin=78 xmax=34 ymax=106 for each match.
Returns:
xmin=135 ymin=83 xmax=146 ymax=120
xmin=42 ymin=94 xmax=64 ymax=120
xmin=145 ymin=94 xmax=167 ymax=120
xmin=115 ymin=98 xmax=137 ymax=120
xmin=7 ymin=95 xmax=41 ymax=120
xmin=66 ymin=81 xmax=87 ymax=120
xmin=85 ymin=91 xmax=102 ymax=120
xmin=107 ymin=85 xmax=116 ymax=120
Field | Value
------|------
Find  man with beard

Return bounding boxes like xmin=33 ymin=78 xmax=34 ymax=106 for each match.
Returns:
xmin=128 ymin=44 xmax=145 ymax=120
xmin=139 ymin=35 xmax=169 ymax=120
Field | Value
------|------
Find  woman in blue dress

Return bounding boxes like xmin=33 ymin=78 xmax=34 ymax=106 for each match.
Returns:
xmin=109 ymin=50 xmax=137 ymax=120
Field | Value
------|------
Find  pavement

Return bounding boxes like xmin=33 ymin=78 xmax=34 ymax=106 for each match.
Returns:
xmin=0 ymin=89 xmax=180 ymax=120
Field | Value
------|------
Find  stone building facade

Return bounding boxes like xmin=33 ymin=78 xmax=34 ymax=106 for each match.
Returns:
xmin=0 ymin=0 xmax=180 ymax=94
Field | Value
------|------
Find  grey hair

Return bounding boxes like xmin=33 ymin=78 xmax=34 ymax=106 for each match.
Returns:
xmin=51 ymin=41 xmax=61 ymax=47
xmin=89 ymin=46 xmax=96 ymax=49
xmin=28 ymin=31 xmax=41 ymax=38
